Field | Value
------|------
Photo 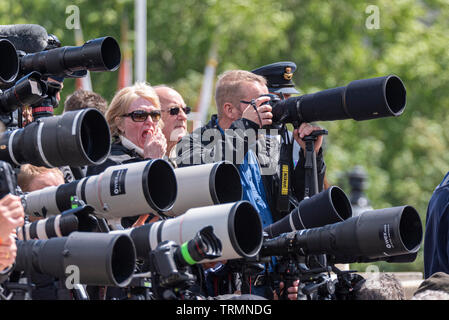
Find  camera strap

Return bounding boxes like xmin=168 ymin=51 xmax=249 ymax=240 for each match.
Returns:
xmin=240 ymin=99 xmax=263 ymax=128
xmin=275 ymin=128 xmax=293 ymax=213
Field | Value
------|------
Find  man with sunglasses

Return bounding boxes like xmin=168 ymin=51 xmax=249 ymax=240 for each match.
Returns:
xmin=154 ymin=86 xmax=190 ymax=163
xmin=176 ymin=69 xmax=325 ymax=300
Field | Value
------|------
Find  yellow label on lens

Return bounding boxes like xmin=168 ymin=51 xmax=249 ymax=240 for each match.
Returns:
xmin=281 ymin=165 xmax=289 ymax=195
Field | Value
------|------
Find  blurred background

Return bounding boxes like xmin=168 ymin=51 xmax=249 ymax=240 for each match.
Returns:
xmin=3 ymin=0 xmax=449 ymax=273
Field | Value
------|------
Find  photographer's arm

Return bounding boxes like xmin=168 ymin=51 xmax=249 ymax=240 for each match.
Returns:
xmin=0 ymin=234 xmax=16 ymax=272
xmin=292 ymin=124 xmax=327 ymax=201
xmin=0 ymin=195 xmax=25 ymax=273
xmin=0 ymin=195 xmax=25 ymax=242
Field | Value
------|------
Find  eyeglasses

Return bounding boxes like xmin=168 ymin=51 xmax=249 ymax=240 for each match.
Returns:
xmin=121 ymin=110 xmax=161 ymax=122
xmin=162 ymin=106 xmax=191 ymax=116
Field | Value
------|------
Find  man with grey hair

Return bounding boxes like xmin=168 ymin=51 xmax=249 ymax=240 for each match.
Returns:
xmin=154 ymin=85 xmax=190 ymax=163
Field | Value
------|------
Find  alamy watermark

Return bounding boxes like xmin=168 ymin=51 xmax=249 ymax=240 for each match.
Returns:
xmin=66 ymin=5 xmax=81 ymax=30
xmin=173 ymin=128 xmax=282 ymax=176
xmin=365 ymin=5 xmax=380 ymax=29
xmin=65 ymin=265 xmax=80 ymax=289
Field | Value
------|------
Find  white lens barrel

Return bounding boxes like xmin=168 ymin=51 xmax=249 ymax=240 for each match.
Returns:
xmin=148 ymin=201 xmax=262 ymax=262
xmin=166 ymin=161 xmax=242 ymax=217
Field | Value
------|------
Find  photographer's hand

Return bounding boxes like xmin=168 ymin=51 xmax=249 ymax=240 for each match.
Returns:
xmin=241 ymin=96 xmax=273 ymax=128
xmin=294 ymin=123 xmax=324 ymax=154
xmin=0 ymin=194 xmax=25 ymax=243
xmin=0 ymin=234 xmax=17 ymax=272
xmin=273 ymin=280 xmax=300 ymax=300
xmin=144 ymin=127 xmax=167 ymax=159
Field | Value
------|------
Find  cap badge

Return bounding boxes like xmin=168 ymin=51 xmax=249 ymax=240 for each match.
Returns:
xmin=283 ymin=67 xmax=293 ymax=80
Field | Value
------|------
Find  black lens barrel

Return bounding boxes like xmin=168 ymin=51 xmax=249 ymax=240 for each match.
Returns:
xmin=20 ymin=36 xmax=121 ymax=77
xmin=0 ymin=108 xmax=111 ymax=167
xmin=15 ymin=232 xmax=136 ymax=287
xmin=0 ymin=39 xmax=19 ymax=85
xmin=264 ymin=186 xmax=352 ymax=238
xmin=267 ymin=205 xmax=423 ymax=264
xmin=0 ymin=72 xmax=47 ymax=114
xmin=272 ymin=75 xmax=406 ymax=124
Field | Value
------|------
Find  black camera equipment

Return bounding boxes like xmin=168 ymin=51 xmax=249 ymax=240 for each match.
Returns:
xmin=264 ymin=185 xmax=352 ymax=238
xmin=22 ymin=159 xmax=177 ymax=219
xmin=0 ymin=39 xmax=19 ymax=86
xmin=0 ymin=160 xmax=18 ymax=198
xmin=167 ymin=161 xmax=243 ymax=217
xmin=1 ymin=24 xmax=120 ymax=124
xmin=0 ymin=72 xmax=47 ymax=115
xmin=302 ymin=129 xmax=328 ymax=198
xmin=265 ymin=75 xmax=406 ymax=128
xmin=261 ymin=205 xmax=422 ymax=264
xmin=146 ymin=226 xmax=222 ymax=300
xmin=29 ymin=79 xmax=61 ymax=120
xmin=259 ymin=205 xmax=422 ymax=299
xmin=0 ymin=24 xmax=48 ymax=54
xmin=0 ymin=108 xmax=111 ymax=168
xmin=16 ymin=204 xmax=98 ymax=240
xmin=18 ymin=33 xmax=84 ymax=121
xmin=18 ymin=36 xmax=121 ymax=78
xmin=14 ymin=231 xmax=136 ymax=287
xmin=123 ymin=201 xmax=263 ymax=263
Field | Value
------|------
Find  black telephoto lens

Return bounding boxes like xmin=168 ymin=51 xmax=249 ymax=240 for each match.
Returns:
xmin=264 ymin=186 xmax=352 ymax=238
xmin=15 ymin=232 xmax=136 ymax=287
xmin=0 ymin=72 xmax=47 ymax=114
xmin=261 ymin=205 xmax=423 ymax=264
xmin=271 ymin=75 xmax=406 ymax=126
xmin=0 ymin=108 xmax=111 ymax=167
xmin=0 ymin=39 xmax=19 ymax=85
xmin=20 ymin=36 xmax=121 ymax=77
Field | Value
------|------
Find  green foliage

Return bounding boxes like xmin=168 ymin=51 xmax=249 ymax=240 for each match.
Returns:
xmin=3 ymin=0 xmax=449 ymax=273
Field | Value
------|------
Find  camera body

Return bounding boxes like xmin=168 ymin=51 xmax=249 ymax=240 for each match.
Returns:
xmin=0 ymin=160 xmax=18 ymax=198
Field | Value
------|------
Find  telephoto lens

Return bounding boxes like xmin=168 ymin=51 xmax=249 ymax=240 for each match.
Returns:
xmin=270 ymin=75 xmax=406 ymax=127
xmin=261 ymin=205 xmax=423 ymax=264
xmin=166 ymin=161 xmax=243 ymax=217
xmin=0 ymin=108 xmax=111 ymax=167
xmin=22 ymin=159 xmax=178 ymax=218
xmin=15 ymin=232 xmax=136 ymax=287
xmin=264 ymin=186 xmax=352 ymax=238
xmin=16 ymin=205 xmax=98 ymax=240
xmin=0 ymin=39 xmax=19 ymax=86
xmin=122 ymin=201 xmax=263 ymax=263
xmin=19 ymin=36 xmax=121 ymax=77
xmin=0 ymin=72 xmax=47 ymax=114
xmin=128 ymin=225 xmax=222 ymax=264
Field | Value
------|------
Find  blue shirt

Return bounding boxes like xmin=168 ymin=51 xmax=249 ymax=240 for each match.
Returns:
xmin=424 ymin=172 xmax=449 ymax=278
xmin=215 ymin=119 xmax=273 ymax=227
xmin=238 ymin=150 xmax=273 ymax=227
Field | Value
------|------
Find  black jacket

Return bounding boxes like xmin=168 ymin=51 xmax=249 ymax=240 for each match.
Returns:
xmin=176 ymin=115 xmax=326 ymax=222
xmin=86 ymin=141 xmax=144 ymax=177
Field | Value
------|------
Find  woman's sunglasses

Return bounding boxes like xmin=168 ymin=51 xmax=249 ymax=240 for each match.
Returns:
xmin=121 ymin=110 xmax=161 ymax=122
xmin=162 ymin=106 xmax=191 ymax=116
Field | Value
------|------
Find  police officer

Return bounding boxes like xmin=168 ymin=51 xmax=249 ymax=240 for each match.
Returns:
xmin=251 ymin=61 xmax=327 ymax=196
xmin=251 ymin=61 xmax=300 ymax=100
xmin=251 ymin=62 xmax=303 ymax=166
xmin=252 ymin=61 xmax=331 ymax=275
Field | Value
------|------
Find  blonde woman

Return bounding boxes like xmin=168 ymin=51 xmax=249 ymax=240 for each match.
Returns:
xmin=87 ymin=82 xmax=167 ymax=176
